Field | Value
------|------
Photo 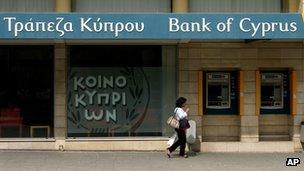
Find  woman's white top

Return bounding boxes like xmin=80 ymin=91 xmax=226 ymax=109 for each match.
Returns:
xmin=174 ymin=107 xmax=187 ymax=120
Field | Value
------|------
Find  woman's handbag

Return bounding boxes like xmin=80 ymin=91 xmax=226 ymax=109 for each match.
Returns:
xmin=166 ymin=109 xmax=179 ymax=129
xmin=167 ymin=116 xmax=179 ymax=129
xmin=179 ymin=118 xmax=190 ymax=130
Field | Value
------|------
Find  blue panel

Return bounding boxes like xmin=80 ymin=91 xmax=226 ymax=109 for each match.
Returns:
xmin=0 ymin=13 xmax=303 ymax=39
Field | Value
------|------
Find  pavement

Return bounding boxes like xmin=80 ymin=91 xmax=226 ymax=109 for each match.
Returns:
xmin=0 ymin=150 xmax=303 ymax=171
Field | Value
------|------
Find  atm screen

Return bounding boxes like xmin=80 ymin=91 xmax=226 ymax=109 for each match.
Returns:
xmin=261 ymin=73 xmax=283 ymax=109
xmin=206 ymin=73 xmax=230 ymax=109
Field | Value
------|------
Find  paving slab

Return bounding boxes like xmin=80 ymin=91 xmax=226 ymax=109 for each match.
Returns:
xmin=0 ymin=151 xmax=303 ymax=171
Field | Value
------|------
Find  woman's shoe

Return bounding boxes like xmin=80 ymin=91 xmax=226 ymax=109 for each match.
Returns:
xmin=180 ymin=154 xmax=188 ymax=158
xmin=166 ymin=148 xmax=171 ymax=158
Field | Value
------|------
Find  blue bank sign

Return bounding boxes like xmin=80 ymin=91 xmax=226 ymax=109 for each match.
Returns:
xmin=0 ymin=13 xmax=303 ymax=39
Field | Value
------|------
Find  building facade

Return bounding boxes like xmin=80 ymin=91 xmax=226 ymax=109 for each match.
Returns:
xmin=0 ymin=0 xmax=303 ymax=152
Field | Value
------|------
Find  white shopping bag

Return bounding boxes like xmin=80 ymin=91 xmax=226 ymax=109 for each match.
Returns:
xmin=186 ymin=120 xmax=196 ymax=144
xmin=167 ymin=133 xmax=178 ymax=147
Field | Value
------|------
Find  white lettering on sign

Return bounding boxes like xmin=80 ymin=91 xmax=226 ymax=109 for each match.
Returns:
xmin=80 ymin=17 xmax=145 ymax=37
xmin=84 ymin=109 xmax=117 ymax=122
xmin=2 ymin=16 xmax=300 ymax=39
xmin=75 ymin=91 xmax=127 ymax=107
xmin=169 ymin=18 xmax=211 ymax=32
xmin=74 ymin=76 xmax=127 ymax=91
xmin=73 ymin=75 xmax=128 ymax=107
xmin=168 ymin=17 xmax=298 ymax=37
xmin=72 ymin=74 xmax=128 ymax=122
xmin=3 ymin=17 xmax=73 ymax=37
xmin=239 ymin=18 xmax=297 ymax=37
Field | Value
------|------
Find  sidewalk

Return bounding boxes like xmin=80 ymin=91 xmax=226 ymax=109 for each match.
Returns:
xmin=0 ymin=150 xmax=303 ymax=171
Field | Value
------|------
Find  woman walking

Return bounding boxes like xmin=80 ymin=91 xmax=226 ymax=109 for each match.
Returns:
xmin=167 ymin=97 xmax=189 ymax=158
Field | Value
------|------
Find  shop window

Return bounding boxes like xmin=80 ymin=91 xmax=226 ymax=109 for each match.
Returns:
xmin=67 ymin=46 xmax=175 ymax=137
xmin=260 ymin=71 xmax=290 ymax=114
xmin=204 ymin=71 xmax=238 ymax=115
xmin=0 ymin=46 xmax=54 ymax=138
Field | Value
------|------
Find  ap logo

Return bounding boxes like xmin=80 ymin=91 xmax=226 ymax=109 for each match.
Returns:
xmin=286 ymin=158 xmax=300 ymax=166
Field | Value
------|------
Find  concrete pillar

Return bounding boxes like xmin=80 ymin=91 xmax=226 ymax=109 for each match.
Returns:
xmin=289 ymin=115 xmax=303 ymax=151
xmin=240 ymin=70 xmax=259 ymax=142
xmin=300 ymin=0 xmax=304 ymax=17
xmin=162 ymin=46 xmax=177 ymax=137
xmin=172 ymin=0 xmax=188 ymax=13
xmin=54 ymin=44 xmax=67 ymax=150
xmin=55 ymin=0 xmax=71 ymax=12
xmin=288 ymin=70 xmax=302 ymax=151
xmin=54 ymin=0 xmax=70 ymax=150
xmin=289 ymin=41 xmax=304 ymax=151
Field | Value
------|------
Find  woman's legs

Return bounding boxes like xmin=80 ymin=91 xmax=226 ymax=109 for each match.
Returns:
xmin=178 ymin=129 xmax=186 ymax=156
xmin=168 ymin=129 xmax=186 ymax=156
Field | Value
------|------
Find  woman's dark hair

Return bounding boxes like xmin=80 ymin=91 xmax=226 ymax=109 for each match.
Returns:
xmin=176 ymin=97 xmax=187 ymax=107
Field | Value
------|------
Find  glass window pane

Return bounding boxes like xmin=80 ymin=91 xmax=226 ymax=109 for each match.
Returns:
xmin=0 ymin=46 xmax=54 ymax=138
xmin=67 ymin=46 xmax=175 ymax=137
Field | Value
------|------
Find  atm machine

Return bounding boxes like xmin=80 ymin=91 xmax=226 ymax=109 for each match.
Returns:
xmin=260 ymin=73 xmax=284 ymax=109
xmin=206 ymin=72 xmax=230 ymax=109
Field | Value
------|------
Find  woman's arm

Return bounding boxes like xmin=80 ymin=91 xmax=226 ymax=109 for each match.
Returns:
xmin=176 ymin=108 xmax=188 ymax=119
xmin=184 ymin=107 xmax=189 ymax=113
